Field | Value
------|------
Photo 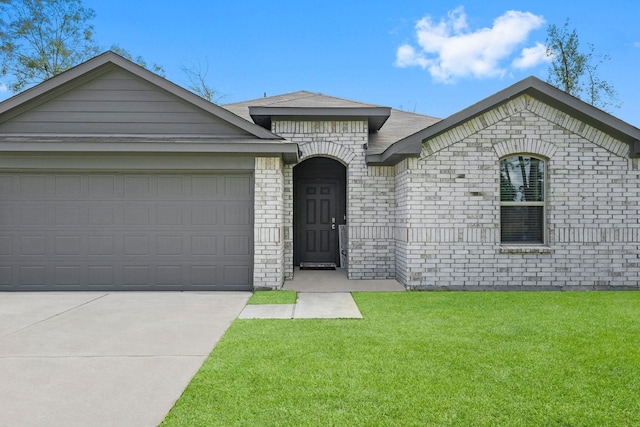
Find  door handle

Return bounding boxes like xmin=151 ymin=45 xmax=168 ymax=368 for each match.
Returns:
xmin=331 ymin=224 xmax=336 ymax=230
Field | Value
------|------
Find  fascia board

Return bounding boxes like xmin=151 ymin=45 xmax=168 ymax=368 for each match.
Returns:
xmin=249 ymin=106 xmax=391 ymax=130
xmin=0 ymin=140 xmax=299 ymax=157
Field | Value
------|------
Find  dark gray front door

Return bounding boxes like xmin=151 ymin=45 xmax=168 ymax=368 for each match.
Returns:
xmin=297 ymin=180 xmax=338 ymax=264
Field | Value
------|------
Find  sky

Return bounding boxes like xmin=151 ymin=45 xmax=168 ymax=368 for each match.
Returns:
xmin=1 ymin=0 xmax=639 ymax=126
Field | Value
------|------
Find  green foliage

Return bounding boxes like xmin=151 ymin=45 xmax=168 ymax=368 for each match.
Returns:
xmin=0 ymin=0 xmax=100 ymax=92
xmin=162 ymin=292 xmax=640 ymax=426
xmin=247 ymin=290 xmax=297 ymax=305
xmin=110 ymin=44 xmax=166 ymax=77
xmin=546 ymin=19 xmax=620 ymax=111
xmin=546 ymin=20 xmax=584 ymax=97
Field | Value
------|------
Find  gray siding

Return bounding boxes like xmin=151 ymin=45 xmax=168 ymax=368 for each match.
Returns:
xmin=0 ymin=69 xmax=253 ymax=137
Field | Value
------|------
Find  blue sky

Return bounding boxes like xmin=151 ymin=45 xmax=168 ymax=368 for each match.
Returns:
xmin=2 ymin=0 xmax=639 ymax=126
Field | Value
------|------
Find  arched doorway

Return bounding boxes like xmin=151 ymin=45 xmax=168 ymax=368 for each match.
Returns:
xmin=293 ymin=157 xmax=347 ymax=267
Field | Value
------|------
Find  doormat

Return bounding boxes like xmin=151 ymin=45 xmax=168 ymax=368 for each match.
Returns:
xmin=299 ymin=262 xmax=337 ymax=270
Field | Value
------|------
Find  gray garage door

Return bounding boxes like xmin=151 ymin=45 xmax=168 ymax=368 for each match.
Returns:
xmin=0 ymin=172 xmax=253 ymax=291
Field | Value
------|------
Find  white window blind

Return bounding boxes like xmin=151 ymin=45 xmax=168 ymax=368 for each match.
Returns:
xmin=499 ymin=156 xmax=545 ymax=244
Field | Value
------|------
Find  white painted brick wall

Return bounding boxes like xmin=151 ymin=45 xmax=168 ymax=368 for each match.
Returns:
xmin=252 ymin=95 xmax=638 ymax=289
xmin=253 ymin=157 xmax=285 ymax=289
xmin=273 ymin=120 xmax=396 ymax=280
xmin=398 ymin=95 xmax=640 ymax=289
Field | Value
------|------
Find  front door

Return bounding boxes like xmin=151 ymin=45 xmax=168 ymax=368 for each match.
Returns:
xmin=296 ymin=180 xmax=338 ymax=264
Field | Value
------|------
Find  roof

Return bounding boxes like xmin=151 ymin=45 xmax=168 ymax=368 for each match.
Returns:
xmin=368 ymin=109 xmax=440 ymax=155
xmin=368 ymin=76 xmax=640 ymax=164
xmin=224 ymin=91 xmax=392 ymax=131
xmin=0 ymin=51 xmax=300 ymax=163
xmin=224 ymin=91 xmax=440 ymax=154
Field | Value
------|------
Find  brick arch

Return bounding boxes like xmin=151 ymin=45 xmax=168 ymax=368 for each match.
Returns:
xmin=493 ymin=138 xmax=558 ymax=159
xmin=298 ymin=140 xmax=356 ymax=165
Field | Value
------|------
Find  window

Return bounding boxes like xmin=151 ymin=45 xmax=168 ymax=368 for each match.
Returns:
xmin=500 ymin=155 xmax=545 ymax=244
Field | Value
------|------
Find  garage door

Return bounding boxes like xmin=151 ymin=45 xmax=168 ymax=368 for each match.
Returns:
xmin=0 ymin=172 xmax=253 ymax=291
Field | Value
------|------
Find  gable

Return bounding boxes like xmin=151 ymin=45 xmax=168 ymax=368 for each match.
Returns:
xmin=0 ymin=68 xmax=257 ymax=137
xmin=419 ymin=94 xmax=630 ymax=161
xmin=368 ymin=77 xmax=640 ymax=165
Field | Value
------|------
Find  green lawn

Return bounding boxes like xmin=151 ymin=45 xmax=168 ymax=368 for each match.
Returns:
xmin=161 ymin=292 xmax=640 ymax=426
xmin=247 ymin=290 xmax=297 ymax=305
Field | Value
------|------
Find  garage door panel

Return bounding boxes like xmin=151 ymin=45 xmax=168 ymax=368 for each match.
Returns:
xmin=192 ymin=176 xmax=218 ymax=198
xmin=158 ymin=176 xmax=184 ymax=196
xmin=0 ymin=207 xmax=12 ymax=225
xmin=123 ymin=236 xmax=150 ymax=255
xmin=191 ymin=265 xmax=217 ymax=286
xmin=191 ymin=235 xmax=217 ymax=255
xmin=191 ymin=205 xmax=218 ymax=225
xmin=157 ymin=205 xmax=184 ymax=225
xmin=156 ymin=265 xmax=183 ymax=286
xmin=88 ymin=205 xmax=116 ymax=226
xmin=55 ymin=236 xmax=82 ymax=256
xmin=88 ymin=236 xmax=114 ymax=255
xmin=224 ymin=176 xmax=252 ymax=198
xmin=0 ymin=237 xmax=12 ymax=255
xmin=21 ymin=205 xmax=47 ymax=226
xmin=20 ymin=266 xmax=46 ymax=286
xmin=0 ymin=172 xmax=253 ymax=290
xmin=157 ymin=236 xmax=183 ymax=256
xmin=0 ymin=266 xmax=13 ymax=286
xmin=224 ymin=265 xmax=251 ymax=289
xmin=55 ymin=206 xmax=82 ymax=225
xmin=55 ymin=266 xmax=81 ymax=286
xmin=21 ymin=236 xmax=46 ymax=256
xmin=123 ymin=205 xmax=151 ymax=226
xmin=88 ymin=175 xmax=116 ymax=196
xmin=123 ymin=266 xmax=150 ymax=287
xmin=124 ymin=176 xmax=152 ymax=197
xmin=55 ymin=175 xmax=83 ymax=195
xmin=20 ymin=175 xmax=46 ymax=195
xmin=224 ymin=204 xmax=252 ymax=226
xmin=224 ymin=236 xmax=251 ymax=256
xmin=88 ymin=266 xmax=113 ymax=286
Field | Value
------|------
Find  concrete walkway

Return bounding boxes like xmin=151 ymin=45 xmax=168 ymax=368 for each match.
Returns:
xmin=0 ymin=292 xmax=250 ymax=427
xmin=282 ymin=268 xmax=405 ymax=292
xmin=239 ymin=292 xmax=363 ymax=319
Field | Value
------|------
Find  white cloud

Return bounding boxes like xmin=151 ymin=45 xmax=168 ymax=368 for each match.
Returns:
xmin=395 ymin=7 xmax=546 ymax=82
xmin=0 ymin=82 xmax=7 ymax=93
xmin=513 ymin=42 xmax=550 ymax=69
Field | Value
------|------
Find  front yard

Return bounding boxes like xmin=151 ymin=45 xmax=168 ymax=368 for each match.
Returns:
xmin=161 ymin=292 xmax=639 ymax=426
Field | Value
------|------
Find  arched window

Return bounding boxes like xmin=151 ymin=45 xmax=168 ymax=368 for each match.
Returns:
xmin=500 ymin=155 xmax=545 ymax=244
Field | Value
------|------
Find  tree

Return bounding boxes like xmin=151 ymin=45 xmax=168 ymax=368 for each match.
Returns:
xmin=546 ymin=19 xmax=619 ymax=111
xmin=110 ymin=44 xmax=165 ymax=77
xmin=181 ymin=59 xmax=224 ymax=103
xmin=0 ymin=0 xmax=100 ymax=92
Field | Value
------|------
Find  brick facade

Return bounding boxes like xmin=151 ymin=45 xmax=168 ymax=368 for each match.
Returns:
xmin=252 ymin=94 xmax=639 ymax=290
xmin=253 ymin=157 xmax=285 ymax=289
xmin=396 ymin=94 xmax=640 ymax=289
xmin=272 ymin=119 xmax=396 ymax=282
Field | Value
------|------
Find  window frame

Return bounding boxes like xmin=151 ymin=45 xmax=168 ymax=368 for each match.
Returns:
xmin=499 ymin=154 xmax=547 ymax=246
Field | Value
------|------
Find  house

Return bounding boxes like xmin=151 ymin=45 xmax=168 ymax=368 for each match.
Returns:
xmin=0 ymin=51 xmax=638 ymax=291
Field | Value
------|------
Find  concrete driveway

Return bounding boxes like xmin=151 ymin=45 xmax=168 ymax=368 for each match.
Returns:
xmin=0 ymin=292 xmax=250 ymax=427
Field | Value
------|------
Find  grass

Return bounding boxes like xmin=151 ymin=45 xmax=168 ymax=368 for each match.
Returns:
xmin=247 ymin=290 xmax=297 ymax=305
xmin=161 ymin=292 xmax=640 ymax=426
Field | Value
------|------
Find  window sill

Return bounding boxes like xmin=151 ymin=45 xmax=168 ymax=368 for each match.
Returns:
xmin=498 ymin=245 xmax=554 ymax=254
